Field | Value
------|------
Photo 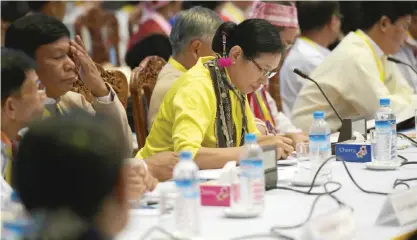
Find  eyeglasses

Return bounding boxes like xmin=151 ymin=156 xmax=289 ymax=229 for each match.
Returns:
xmin=246 ymin=55 xmax=277 ymax=79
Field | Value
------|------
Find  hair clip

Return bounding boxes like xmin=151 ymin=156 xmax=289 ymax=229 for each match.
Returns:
xmin=218 ymin=31 xmax=232 ymax=67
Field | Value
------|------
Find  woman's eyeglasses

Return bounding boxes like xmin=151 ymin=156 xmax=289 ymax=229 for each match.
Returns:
xmin=246 ymin=55 xmax=277 ymax=79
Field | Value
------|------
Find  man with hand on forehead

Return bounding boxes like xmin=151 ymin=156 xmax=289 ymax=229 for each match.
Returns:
xmin=4 ymin=13 xmax=176 ymax=189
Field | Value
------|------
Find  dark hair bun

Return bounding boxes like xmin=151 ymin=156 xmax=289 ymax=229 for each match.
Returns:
xmin=212 ymin=21 xmax=237 ymax=54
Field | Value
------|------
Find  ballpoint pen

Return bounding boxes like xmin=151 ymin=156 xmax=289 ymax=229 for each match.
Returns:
xmin=265 ymin=120 xmax=277 ymax=135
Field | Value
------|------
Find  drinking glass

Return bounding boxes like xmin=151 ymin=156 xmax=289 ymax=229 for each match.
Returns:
xmin=296 ymin=142 xmax=310 ymax=162
xmin=369 ymin=130 xmax=378 ymax=163
xmin=295 ymin=142 xmax=311 ymax=177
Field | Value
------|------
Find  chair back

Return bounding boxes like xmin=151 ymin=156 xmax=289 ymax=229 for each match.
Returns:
xmin=74 ymin=6 xmax=120 ymax=66
xmin=129 ymin=56 xmax=167 ymax=149
xmin=71 ymin=63 xmax=129 ymax=109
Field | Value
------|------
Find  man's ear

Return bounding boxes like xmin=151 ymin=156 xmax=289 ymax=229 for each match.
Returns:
xmin=379 ymin=16 xmax=391 ymax=33
xmin=190 ymin=39 xmax=203 ymax=58
xmin=3 ymin=97 xmax=17 ymax=120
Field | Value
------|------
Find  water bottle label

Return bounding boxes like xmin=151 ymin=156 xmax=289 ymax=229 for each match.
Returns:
xmin=309 ymin=134 xmax=330 ymax=151
xmin=309 ymin=134 xmax=327 ymax=142
xmin=375 ymin=120 xmax=396 ymax=129
xmin=240 ymin=159 xmax=263 ymax=178
xmin=240 ymin=159 xmax=263 ymax=168
xmin=175 ymin=179 xmax=199 ymax=198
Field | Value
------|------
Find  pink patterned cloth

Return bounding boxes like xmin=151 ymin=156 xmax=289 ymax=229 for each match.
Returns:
xmin=248 ymin=1 xmax=298 ymax=28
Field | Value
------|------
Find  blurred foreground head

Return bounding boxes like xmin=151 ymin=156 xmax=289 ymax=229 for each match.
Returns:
xmin=14 ymin=109 xmax=131 ymax=238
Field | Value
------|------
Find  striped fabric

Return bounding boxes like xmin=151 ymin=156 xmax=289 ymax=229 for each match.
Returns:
xmin=248 ymin=1 xmax=298 ymax=28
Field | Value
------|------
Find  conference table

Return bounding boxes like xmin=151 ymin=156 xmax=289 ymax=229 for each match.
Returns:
xmin=116 ymin=135 xmax=417 ymax=240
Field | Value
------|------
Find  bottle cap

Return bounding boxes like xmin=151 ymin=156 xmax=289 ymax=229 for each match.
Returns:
xmin=313 ymin=111 xmax=325 ymax=119
xmin=380 ymin=98 xmax=390 ymax=106
xmin=244 ymin=133 xmax=257 ymax=143
xmin=179 ymin=151 xmax=192 ymax=160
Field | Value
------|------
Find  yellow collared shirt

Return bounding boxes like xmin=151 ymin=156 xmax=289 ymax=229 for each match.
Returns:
xmin=168 ymin=57 xmax=187 ymax=73
xmin=137 ymin=56 xmax=259 ymax=159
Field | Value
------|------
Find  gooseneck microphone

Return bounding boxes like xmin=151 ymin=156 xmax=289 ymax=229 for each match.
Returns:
xmin=387 ymin=56 xmax=417 ymax=75
xmin=293 ymin=68 xmax=343 ymax=123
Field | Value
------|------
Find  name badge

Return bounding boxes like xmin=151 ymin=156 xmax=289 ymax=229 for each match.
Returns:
xmin=376 ymin=187 xmax=417 ymax=226
xmin=303 ymin=207 xmax=356 ymax=240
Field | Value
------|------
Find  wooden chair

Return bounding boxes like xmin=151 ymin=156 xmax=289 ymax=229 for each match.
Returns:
xmin=268 ymin=46 xmax=292 ymax=112
xmin=71 ymin=63 xmax=129 ymax=109
xmin=130 ymin=56 xmax=167 ymax=149
xmin=74 ymin=5 xmax=120 ymax=66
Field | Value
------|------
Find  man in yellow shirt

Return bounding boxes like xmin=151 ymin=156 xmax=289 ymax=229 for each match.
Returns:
xmin=138 ymin=19 xmax=295 ymax=170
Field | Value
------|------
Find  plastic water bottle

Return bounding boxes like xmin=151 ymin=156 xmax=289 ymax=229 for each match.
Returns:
xmin=173 ymin=151 xmax=200 ymax=238
xmin=309 ymin=111 xmax=332 ymax=180
xmin=2 ymin=192 xmax=30 ymax=239
xmin=239 ymin=133 xmax=265 ymax=216
xmin=375 ymin=98 xmax=397 ymax=164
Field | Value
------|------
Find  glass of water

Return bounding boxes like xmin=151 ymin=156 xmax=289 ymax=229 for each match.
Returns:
xmin=369 ymin=130 xmax=378 ymax=163
xmin=295 ymin=142 xmax=311 ymax=176
xmin=296 ymin=142 xmax=310 ymax=162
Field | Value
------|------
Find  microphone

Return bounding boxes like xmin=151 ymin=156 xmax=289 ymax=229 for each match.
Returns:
xmin=387 ymin=56 xmax=417 ymax=75
xmin=293 ymin=68 xmax=343 ymax=123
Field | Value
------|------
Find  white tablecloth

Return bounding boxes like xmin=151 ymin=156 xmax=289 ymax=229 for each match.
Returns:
xmin=116 ymin=146 xmax=417 ymax=240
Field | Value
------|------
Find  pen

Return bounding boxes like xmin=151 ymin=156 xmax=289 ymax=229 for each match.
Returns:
xmin=265 ymin=120 xmax=277 ymax=135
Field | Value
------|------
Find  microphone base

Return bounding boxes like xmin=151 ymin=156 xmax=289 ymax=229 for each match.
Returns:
xmin=333 ymin=116 xmax=367 ymax=154
xmin=338 ymin=116 xmax=367 ymax=142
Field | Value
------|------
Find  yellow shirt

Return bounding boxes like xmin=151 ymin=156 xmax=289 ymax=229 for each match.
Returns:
xmin=137 ymin=56 xmax=260 ymax=159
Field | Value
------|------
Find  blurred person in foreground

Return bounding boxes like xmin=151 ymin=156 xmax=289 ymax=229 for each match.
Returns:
xmin=1 ymin=48 xmax=45 ymax=192
xmin=292 ymin=2 xmax=417 ymax=132
xmin=147 ymin=6 xmax=222 ymax=128
xmin=14 ymin=110 xmax=152 ymax=239
xmin=137 ymin=19 xmax=295 ymax=170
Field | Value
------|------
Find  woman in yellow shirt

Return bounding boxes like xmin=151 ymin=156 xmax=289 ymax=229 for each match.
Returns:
xmin=137 ymin=19 xmax=294 ymax=170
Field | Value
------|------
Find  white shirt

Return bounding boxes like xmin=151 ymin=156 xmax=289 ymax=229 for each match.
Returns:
xmin=280 ymin=37 xmax=331 ymax=117
xmin=264 ymin=90 xmax=301 ymax=133
xmin=394 ymin=42 xmax=417 ymax=92
xmin=44 ymin=90 xmax=112 ymax=107
xmin=291 ymin=31 xmax=417 ymax=132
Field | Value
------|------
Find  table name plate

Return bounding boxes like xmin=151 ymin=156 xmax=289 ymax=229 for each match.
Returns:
xmin=377 ymin=187 xmax=417 ymax=226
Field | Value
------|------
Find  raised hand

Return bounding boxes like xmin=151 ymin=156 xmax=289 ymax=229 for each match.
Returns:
xmin=70 ymin=35 xmax=109 ymax=97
